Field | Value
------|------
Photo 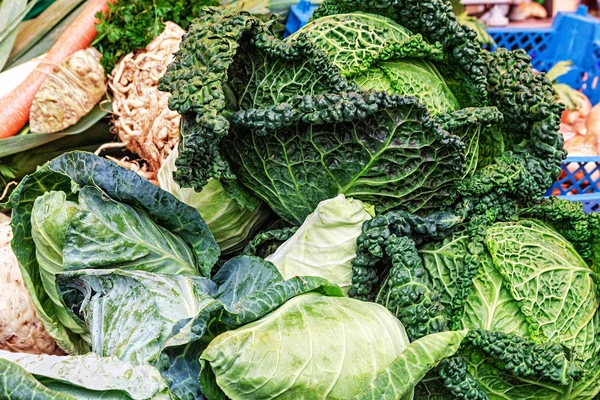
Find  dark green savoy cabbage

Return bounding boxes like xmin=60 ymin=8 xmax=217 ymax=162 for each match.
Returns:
xmin=159 ymin=0 xmax=564 ymax=225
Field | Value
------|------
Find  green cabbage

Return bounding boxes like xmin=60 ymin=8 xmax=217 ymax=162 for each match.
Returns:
xmin=200 ymin=292 xmax=468 ymax=400
xmin=57 ymin=255 xmax=342 ymax=399
xmin=289 ymin=13 xmax=460 ymax=115
xmin=2 ymin=151 xmax=219 ymax=354
xmin=266 ymin=195 xmax=374 ymax=294
xmin=158 ymin=147 xmax=270 ymax=253
xmin=159 ymin=1 xmax=564 ymax=225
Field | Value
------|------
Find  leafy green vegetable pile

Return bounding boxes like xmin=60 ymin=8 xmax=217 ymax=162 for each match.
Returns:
xmin=1 ymin=0 xmax=599 ymax=399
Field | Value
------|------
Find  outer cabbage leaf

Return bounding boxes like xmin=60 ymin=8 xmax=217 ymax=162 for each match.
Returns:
xmin=158 ymin=147 xmax=270 ymax=253
xmin=350 ymin=209 xmax=460 ymax=339
xmin=199 ymin=293 xmax=412 ymax=399
xmin=0 ymin=358 xmax=76 ymax=400
xmin=65 ymin=187 xmax=199 ymax=274
xmin=226 ymin=94 xmax=464 ymax=224
xmin=242 ymin=226 xmax=299 ymax=258
xmin=420 ymin=234 xmax=530 ymax=336
xmin=464 ymin=347 xmax=575 ymax=400
xmin=458 ymin=49 xmax=565 ymax=218
xmin=2 ymin=151 xmax=219 ymax=354
xmin=30 ymin=192 xmax=88 ymax=342
xmin=31 ymin=192 xmax=80 ymax=308
xmin=0 ymin=351 xmax=170 ymax=399
xmin=266 ymin=195 xmax=374 ymax=294
xmin=57 ymin=269 xmax=218 ymax=366
xmin=353 ymin=330 xmax=468 ymax=400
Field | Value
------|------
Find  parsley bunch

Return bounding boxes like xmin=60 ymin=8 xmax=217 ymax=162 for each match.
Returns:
xmin=94 ymin=0 xmax=218 ymax=73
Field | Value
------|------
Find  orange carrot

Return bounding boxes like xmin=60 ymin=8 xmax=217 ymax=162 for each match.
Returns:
xmin=0 ymin=0 xmax=114 ymax=139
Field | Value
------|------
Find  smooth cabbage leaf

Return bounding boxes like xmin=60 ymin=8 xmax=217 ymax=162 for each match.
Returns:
xmin=266 ymin=195 xmax=374 ymax=294
xmin=199 ymin=293 xmax=408 ymax=399
xmin=0 ymin=351 xmax=170 ymax=399
xmin=2 ymin=151 xmax=219 ymax=354
xmin=199 ymin=292 xmax=468 ymax=400
xmin=159 ymin=255 xmax=344 ymax=400
xmin=165 ymin=256 xmax=343 ymax=345
xmin=158 ymin=147 xmax=270 ymax=253
xmin=30 ymin=191 xmax=89 ymax=345
xmin=353 ymin=330 xmax=468 ymax=400
xmin=65 ymin=186 xmax=200 ymax=274
xmin=0 ymin=358 xmax=79 ymax=400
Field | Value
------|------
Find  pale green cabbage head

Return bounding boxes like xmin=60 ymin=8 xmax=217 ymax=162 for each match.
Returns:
xmin=266 ymin=195 xmax=374 ymax=294
xmin=199 ymin=292 xmax=469 ymax=399
xmin=158 ymin=147 xmax=270 ymax=253
xmin=200 ymin=293 xmax=409 ymax=399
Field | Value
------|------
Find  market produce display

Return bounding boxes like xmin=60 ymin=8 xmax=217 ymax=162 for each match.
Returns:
xmin=0 ymin=0 xmax=599 ymax=399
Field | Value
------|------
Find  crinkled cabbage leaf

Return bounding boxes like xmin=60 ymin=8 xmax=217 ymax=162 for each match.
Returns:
xmin=160 ymin=3 xmax=563 ymax=225
xmin=420 ymin=219 xmax=600 ymax=399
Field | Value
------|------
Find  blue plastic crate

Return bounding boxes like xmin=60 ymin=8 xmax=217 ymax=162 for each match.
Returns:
xmin=546 ymin=157 xmax=600 ymax=213
xmin=489 ymin=6 xmax=600 ymax=105
xmin=284 ymin=0 xmax=318 ymax=38
xmin=487 ymin=27 xmax=553 ymax=70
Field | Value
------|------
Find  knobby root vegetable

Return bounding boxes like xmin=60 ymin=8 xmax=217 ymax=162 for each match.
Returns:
xmin=0 ymin=214 xmax=63 ymax=355
xmin=0 ymin=0 xmax=113 ymax=139
xmin=109 ymin=22 xmax=184 ymax=178
xmin=29 ymin=48 xmax=106 ymax=133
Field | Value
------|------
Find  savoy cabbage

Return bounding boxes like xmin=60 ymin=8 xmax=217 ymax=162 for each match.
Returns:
xmin=348 ymin=198 xmax=600 ymax=399
xmin=159 ymin=0 xmax=564 ymax=224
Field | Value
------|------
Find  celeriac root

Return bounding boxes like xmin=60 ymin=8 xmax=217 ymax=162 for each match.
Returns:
xmin=109 ymin=22 xmax=185 ymax=178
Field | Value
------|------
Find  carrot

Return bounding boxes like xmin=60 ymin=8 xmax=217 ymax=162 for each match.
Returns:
xmin=0 ymin=0 xmax=114 ymax=139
